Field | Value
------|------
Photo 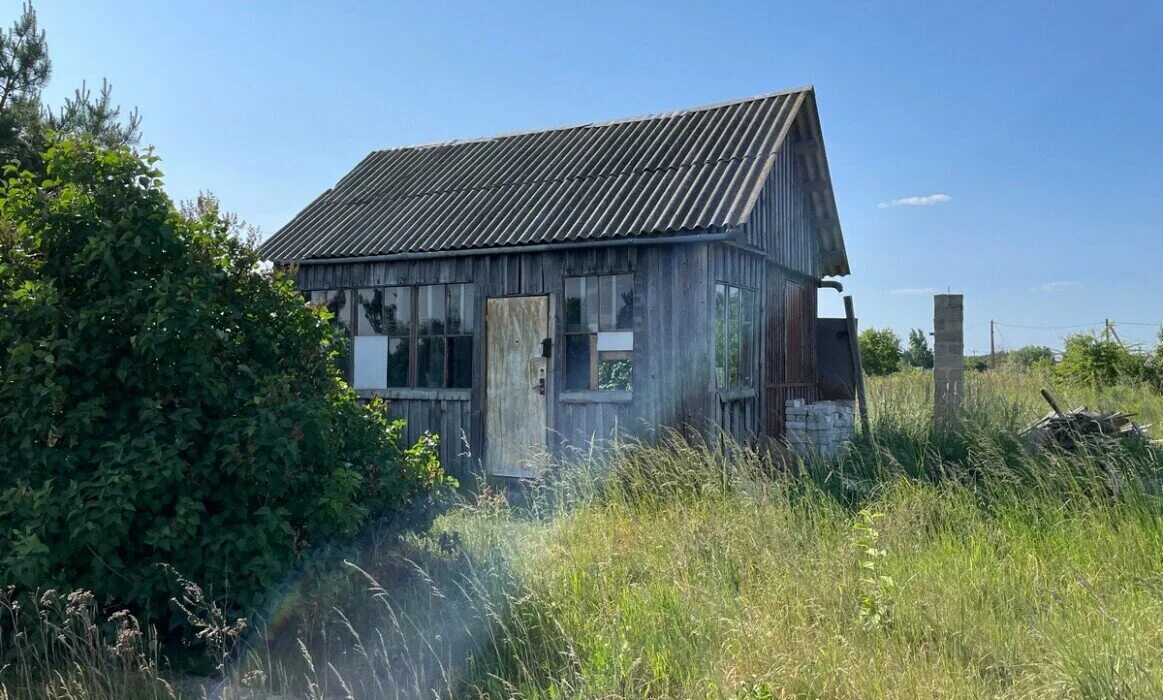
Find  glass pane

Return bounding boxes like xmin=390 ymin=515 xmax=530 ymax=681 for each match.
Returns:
xmin=356 ymin=288 xmax=384 ymax=335
xmin=315 ymin=290 xmax=351 ymax=382
xmin=741 ymin=289 xmax=756 ymax=386
xmin=448 ymin=336 xmax=473 ymax=388
xmin=353 ymin=336 xmax=388 ymax=389
xmin=387 ymin=337 xmax=409 ymax=387
xmin=417 ymin=336 xmax=445 ymax=388
xmin=317 ymin=289 xmax=350 ymax=332
xmin=599 ymin=276 xmax=614 ymax=330
xmin=726 ymin=286 xmax=740 ymax=387
xmin=565 ymin=277 xmax=597 ymax=333
xmin=598 ymin=357 xmax=632 ymax=391
xmin=447 ymin=283 xmax=475 ymax=334
xmin=565 ymin=334 xmax=592 ymax=390
xmin=714 ymin=284 xmax=727 ymax=387
xmin=383 ymin=286 xmax=412 ymax=336
xmin=418 ymin=285 xmax=446 ymax=336
xmin=614 ymin=274 xmax=633 ymax=330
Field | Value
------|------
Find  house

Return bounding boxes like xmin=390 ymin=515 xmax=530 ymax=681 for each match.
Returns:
xmin=259 ymin=86 xmax=850 ymax=479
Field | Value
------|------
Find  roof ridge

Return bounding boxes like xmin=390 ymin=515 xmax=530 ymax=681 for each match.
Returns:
xmin=376 ymin=85 xmax=814 ymax=153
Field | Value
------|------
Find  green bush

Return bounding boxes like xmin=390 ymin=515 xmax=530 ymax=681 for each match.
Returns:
xmin=1006 ymin=344 xmax=1055 ymax=370
xmin=0 ymin=140 xmax=448 ymax=634
xmin=859 ymin=327 xmax=902 ymax=376
xmin=1055 ymin=333 xmax=1142 ymax=388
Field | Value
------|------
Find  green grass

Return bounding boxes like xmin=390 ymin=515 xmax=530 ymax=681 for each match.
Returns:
xmin=4 ymin=369 xmax=1163 ymax=698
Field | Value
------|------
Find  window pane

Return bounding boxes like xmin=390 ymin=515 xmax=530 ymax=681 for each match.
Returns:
xmin=448 ymin=336 xmax=473 ymax=388
xmin=316 ymin=289 xmax=350 ymax=332
xmin=715 ymin=284 xmax=727 ymax=387
xmin=741 ymin=289 xmax=756 ymax=386
xmin=315 ymin=290 xmax=352 ymax=382
xmin=565 ymin=277 xmax=597 ymax=333
xmin=447 ymin=283 xmax=475 ymax=334
xmin=599 ymin=276 xmax=614 ymax=330
xmin=353 ymin=336 xmax=388 ymax=389
xmin=418 ymin=285 xmax=446 ymax=336
xmin=417 ymin=336 xmax=445 ymax=388
xmin=387 ymin=338 xmax=409 ymax=387
xmin=565 ymin=334 xmax=592 ymax=390
xmin=614 ymin=274 xmax=633 ymax=330
xmin=600 ymin=274 xmax=634 ymax=331
xmin=383 ymin=286 xmax=412 ymax=336
xmin=726 ymin=286 xmax=741 ymax=387
xmin=356 ymin=288 xmax=385 ymax=335
xmin=598 ymin=356 xmax=632 ymax=391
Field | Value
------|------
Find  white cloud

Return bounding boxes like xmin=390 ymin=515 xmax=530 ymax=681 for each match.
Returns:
xmin=878 ymin=193 xmax=952 ymax=208
xmin=890 ymin=287 xmax=941 ymax=295
xmin=1034 ymin=280 xmax=1082 ymax=293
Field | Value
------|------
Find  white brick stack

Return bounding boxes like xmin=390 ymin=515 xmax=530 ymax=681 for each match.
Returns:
xmin=784 ymin=399 xmax=856 ymax=458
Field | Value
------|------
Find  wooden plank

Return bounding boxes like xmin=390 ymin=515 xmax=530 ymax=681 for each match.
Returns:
xmin=844 ymin=295 xmax=870 ymax=434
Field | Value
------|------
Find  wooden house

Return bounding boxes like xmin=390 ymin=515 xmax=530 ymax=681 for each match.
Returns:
xmin=259 ymin=86 xmax=850 ymax=479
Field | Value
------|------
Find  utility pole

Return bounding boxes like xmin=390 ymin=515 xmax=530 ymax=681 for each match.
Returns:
xmin=989 ymin=320 xmax=995 ymax=369
xmin=1107 ymin=319 xmax=1123 ymax=346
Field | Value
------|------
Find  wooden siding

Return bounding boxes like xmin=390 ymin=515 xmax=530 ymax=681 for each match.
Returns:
xmin=295 ymin=244 xmax=714 ymax=481
xmin=737 ymin=131 xmax=824 ymax=438
xmin=741 ymin=144 xmax=821 ymax=278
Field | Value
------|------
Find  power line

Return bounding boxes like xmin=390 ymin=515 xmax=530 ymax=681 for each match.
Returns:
xmin=991 ymin=320 xmax=1160 ymax=331
xmin=993 ymin=321 xmax=1104 ymax=330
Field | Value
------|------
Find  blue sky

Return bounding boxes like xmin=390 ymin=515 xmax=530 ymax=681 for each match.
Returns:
xmin=29 ymin=1 xmax=1163 ymax=354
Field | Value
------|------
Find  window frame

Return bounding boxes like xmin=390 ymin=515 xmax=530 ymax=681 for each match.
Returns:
xmin=563 ymin=273 xmax=634 ymax=393
xmin=309 ymin=283 xmax=475 ymax=391
xmin=714 ymin=281 xmax=759 ymax=391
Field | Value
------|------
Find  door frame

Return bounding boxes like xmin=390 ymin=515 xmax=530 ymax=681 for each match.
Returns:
xmin=482 ymin=293 xmax=554 ymax=477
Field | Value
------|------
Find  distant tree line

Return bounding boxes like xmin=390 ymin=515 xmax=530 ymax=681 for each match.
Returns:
xmin=858 ymin=322 xmax=1163 ymax=391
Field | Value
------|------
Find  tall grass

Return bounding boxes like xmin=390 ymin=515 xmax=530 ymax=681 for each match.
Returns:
xmin=3 ymin=369 xmax=1163 ymax=698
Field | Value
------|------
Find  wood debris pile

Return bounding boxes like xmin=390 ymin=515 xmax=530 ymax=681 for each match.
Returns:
xmin=1021 ymin=389 xmax=1151 ymax=449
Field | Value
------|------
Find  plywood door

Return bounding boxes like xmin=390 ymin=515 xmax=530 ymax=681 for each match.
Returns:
xmin=486 ymin=296 xmax=549 ymax=477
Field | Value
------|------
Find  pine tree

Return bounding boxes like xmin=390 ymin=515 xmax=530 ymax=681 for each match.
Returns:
xmin=0 ymin=3 xmax=139 ymax=173
xmin=902 ymin=328 xmax=934 ymax=369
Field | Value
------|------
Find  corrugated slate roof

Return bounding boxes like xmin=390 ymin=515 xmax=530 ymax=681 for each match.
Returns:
xmin=260 ymin=86 xmax=845 ymax=273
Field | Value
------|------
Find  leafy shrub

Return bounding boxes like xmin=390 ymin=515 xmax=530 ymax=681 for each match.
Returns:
xmin=859 ymin=327 xmax=903 ymax=376
xmin=0 ymin=140 xmax=449 ymax=635
xmin=1006 ymin=344 xmax=1055 ymax=370
xmin=1055 ymin=333 xmax=1142 ymax=388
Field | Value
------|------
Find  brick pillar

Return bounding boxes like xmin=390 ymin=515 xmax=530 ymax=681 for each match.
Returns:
xmin=933 ymin=294 xmax=964 ymax=421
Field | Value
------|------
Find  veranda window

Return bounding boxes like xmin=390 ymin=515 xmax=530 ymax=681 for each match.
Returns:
xmin=417 ymin=283 xmax=475 ymax=389
xmin=564 ymin=274 xmax=633 ymax=391
xmin=309 ymin=289 xmax=353 ymax=382
xmin=315 ymin=283 xmax=474 ymax=391
xmin=714 ymin=283 xmax=758 ymax=389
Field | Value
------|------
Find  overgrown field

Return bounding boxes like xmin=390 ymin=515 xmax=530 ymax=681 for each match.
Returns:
xmin=4 ymin=370 xmax=1163 ymax=699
